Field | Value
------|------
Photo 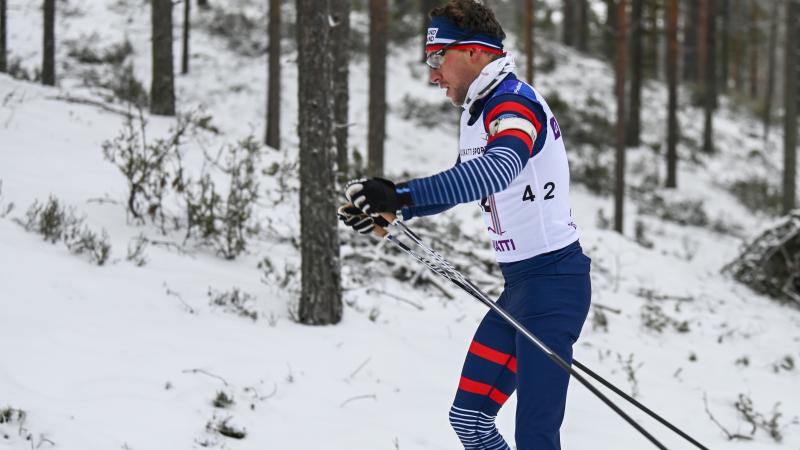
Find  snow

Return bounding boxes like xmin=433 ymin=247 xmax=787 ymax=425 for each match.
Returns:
xmin=1 ymin=0 xmax=799 ymax=449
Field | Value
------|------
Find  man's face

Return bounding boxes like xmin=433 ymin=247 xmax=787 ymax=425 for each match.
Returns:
xmin=428 ymin=49 xmax=476 ymax=107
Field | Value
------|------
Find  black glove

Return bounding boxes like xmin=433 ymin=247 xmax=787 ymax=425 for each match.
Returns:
xmin=337 ymin=204 xmax=390 ymax=235
xmin=344 ymin=177 xmax=412 ymax=214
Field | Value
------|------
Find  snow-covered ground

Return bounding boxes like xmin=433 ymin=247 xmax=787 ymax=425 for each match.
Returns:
xmin=1 ymin=1 xmax=799 ymax=449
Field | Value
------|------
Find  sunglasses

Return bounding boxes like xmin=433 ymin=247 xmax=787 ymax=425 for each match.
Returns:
xmin=425 ymin=34 xmax=476 ymax=69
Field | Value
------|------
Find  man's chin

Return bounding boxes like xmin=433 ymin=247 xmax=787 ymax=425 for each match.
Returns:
xmin=445 ymin=90 xmax=465 ymax=107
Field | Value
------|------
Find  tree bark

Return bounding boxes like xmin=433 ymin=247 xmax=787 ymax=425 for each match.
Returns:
xmin=367 ymin=0 xmax=387 ymax=177
xmin=576 ymin=0 xmax=588 ymax=52
xmin=682 ymin=0 xmax=698 ymax=82
xmin=296 ymin=0 xmax=342 ymax=325
xmin=563 ymin=0 xmax=575 ymax=47
xmin=525 ymin=0 xmax=535 ymax=82
xmin=150 ymin=0 xmax=175 ymax=116
xmin=604 ymin=0 xmax=617 ymax=59
xmin=731 ymin=0 xmax=744 ymax=92
xmin=420 ymin=0 xmax=438 ymax=62
xmin=783 ymin=0 xmax=799 ymax=214
xmin=719 ymin=0 xmax=729 ymax=92
xmin=181 ymin=0 xmax=190 ymax=75
xmin=265 ymin=0 xmax=281 ymax=149
xmin=0 ymin=0 xmax=6 ymax=73
xmin=614 ymin=0 xmax=627 ymax=234
xmin=666 ymin=0 xmax=679 ymax=188
xmin=644 ymin=0 xmax=660 ymax=79
xmin=627 ymin=0 xmax=643 ymax=146
xmin=42 ymin=0 xmax=55 ymax=86
xmin=697 ymin=0 xmax=708 ymax=84
xmin=748 ymin=0 xmax=759 ymax=99
xmin=763 ymin=0 xmax=778 ymax=139
xmin=701 ymin=0 xmax=716 ymax=154
xmin=332 ymin=0 xmax=350 ymax=181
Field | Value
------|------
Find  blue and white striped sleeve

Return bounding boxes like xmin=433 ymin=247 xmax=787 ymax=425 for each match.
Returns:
xmin=400 ymin=156 xmax=460 ymax=220
xmin=402 ymin=95 xmax=546 ymax=207
xmin=400 ymin=203 xmax=455 ymax=220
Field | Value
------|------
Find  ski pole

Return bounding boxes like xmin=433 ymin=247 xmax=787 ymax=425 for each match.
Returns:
xmin=390 ymin=219 xmax=708 ymax=449
xmin=370 ymin=214 xmax=709 ymax=450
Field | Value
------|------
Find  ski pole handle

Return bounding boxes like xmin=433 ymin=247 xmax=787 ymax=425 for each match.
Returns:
xmin=371 ymin=212 xmax=397 ymax=238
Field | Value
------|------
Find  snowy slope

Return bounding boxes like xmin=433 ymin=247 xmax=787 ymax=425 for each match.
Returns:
xmin=1 ymin=1 xmax=800 ymax=449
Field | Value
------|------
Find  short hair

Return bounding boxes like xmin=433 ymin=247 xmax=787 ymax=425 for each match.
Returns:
xmin=429 ymin=0 xmax=506 ymax=41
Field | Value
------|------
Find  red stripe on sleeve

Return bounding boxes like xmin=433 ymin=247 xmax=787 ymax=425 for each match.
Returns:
xmin=469 ymin=340 xmax=513 ymax=366
xmin=487 ymin=129 xmax=534 ymax=154
xmin=484 ymin=101 xmax=543 ymax=134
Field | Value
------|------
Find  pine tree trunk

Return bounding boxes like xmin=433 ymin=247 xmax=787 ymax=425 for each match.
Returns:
xmin=0 ymin=0 xmax=6 ymax=73
xmin=576 ymin=0 xmax=588 ymax=52
xmin=421 ymin=0 xmax=438 ymax=62
xmin=732 ymin=0 xmax=744 ymax=92
xmin=627 ymin=0 xmax=643 ymax=146
xmin=296 ymin=0 xmax=342 ymax=325
xmin=682 ymin=0 xmax=698 ymax=82
xmin=563 ymin=0 xmax=575 ymax=47
xmin=644 ymin=0 xmax=659 ymax=79
xmin=763 ymin=0 xmax=778 ymax=139
xmin=783 ymin=0 xmax=799 ymax=214
xmin=604 ymin=0 xmax=617 ymax=59
xmin=367 ymin=0 xmax=387 ymax=177
xmin=701 ymin=0 xmax=716 ymax=154
xmin=666 ymin=0 xmax=679 ymax=188
xmin=332 ymin=0 xmax=350 ymax=181
xmin=719 ymin=0 xmax=729 ymax=92
xmin=525 ymin=0 xmax=535 ymax=83
xmin=150 ymin=0 xmax=175 ymax=116
xmin=696 ymin=0 xmax=708 ymax=84
xmin=748 ymin=0 xmax=759 ymax=99
xmin=614 ymin=0 xmax=627 ymax=234
xmin=181 ymin=0 xmax=190 ymax=75
xmin=42 ymin=0 xmax=55 ymax=86
xmin=265 ymin=0 xmax=281 ymax=149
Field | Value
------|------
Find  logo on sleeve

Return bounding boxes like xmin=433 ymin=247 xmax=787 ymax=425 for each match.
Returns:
xmin=427 ymin=28 xmax=439 ymax=43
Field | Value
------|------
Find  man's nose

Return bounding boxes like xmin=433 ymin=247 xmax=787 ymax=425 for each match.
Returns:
xmin=429 ymin=68 xmax=441 ymax=85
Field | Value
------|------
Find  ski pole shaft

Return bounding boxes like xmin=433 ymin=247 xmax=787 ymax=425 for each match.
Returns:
xmin=571 ymin=360 xmax=709 ymax=450
xmin=372 ymin=218 xmax=708 ymax=450
xmin=453 ymin=278 xmax=669 ymax=450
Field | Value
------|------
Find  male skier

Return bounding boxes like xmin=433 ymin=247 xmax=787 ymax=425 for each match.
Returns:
xmin=339 ymin=1 xmax=591 ymax=449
